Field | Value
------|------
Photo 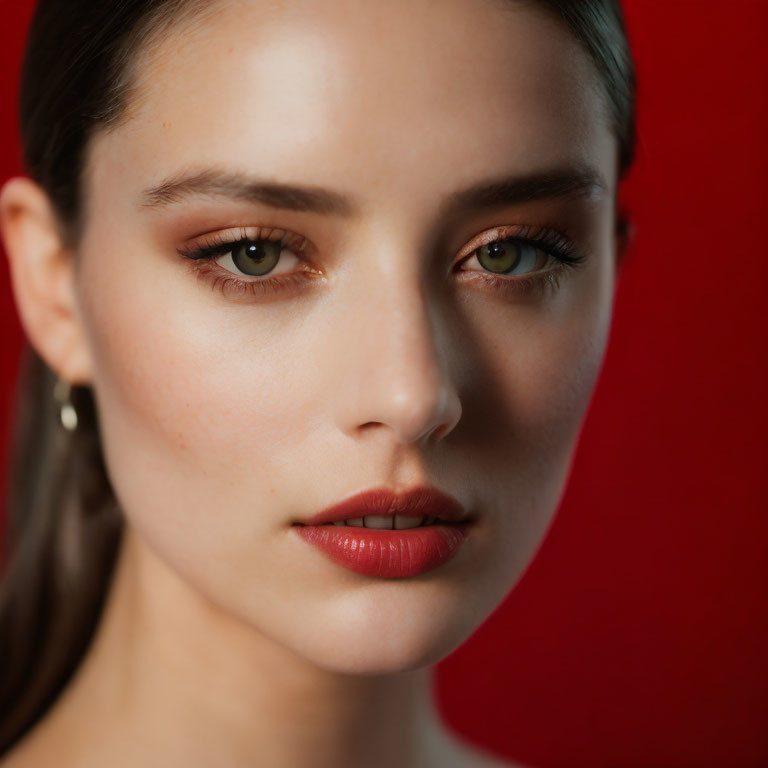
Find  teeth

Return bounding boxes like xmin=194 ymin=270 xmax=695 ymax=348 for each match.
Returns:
xmin=363 ymin=515 xmax=393 ymax=529
xmin=327 ymin=515 xmax=435 ymax=529
xmin=394 ymin=515 xmax=426 ymax=530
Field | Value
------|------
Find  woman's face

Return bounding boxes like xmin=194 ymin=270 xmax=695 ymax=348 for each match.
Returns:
xmin=75 ymin=0 xmax=617 ymax=671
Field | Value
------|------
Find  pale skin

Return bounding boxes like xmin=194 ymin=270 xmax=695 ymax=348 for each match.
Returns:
xmin=0 ymin=0 xmax=621 ymax=766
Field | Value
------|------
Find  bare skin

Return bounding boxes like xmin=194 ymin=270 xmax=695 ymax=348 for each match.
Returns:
xmin=1 ymin=526 xmax=521 ymax=768
xmin=0 ymin=0 xmax=619 ymax=766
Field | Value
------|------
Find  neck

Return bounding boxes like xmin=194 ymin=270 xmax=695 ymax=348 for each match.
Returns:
xmin=31 ymin=525 xmax=457 ymax=768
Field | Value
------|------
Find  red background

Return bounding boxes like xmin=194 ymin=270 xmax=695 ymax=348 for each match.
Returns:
xmin=1 ymin=1 xmax=767 ymax=766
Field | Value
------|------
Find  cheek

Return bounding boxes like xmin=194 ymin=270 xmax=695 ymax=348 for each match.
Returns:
xmin=463 ymin=259 xmax=614 ymax=570
xmin=75 ymin=245 xmax=317 ymax=554
xmin=470 ymin=260 xmax=613 ymax=450
xmin=513 ymin=294 xmax=611 ymax=446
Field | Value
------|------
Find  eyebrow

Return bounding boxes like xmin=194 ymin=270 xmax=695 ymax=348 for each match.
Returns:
xmin=140 ymin=169 xmax=356 ymax=216
xmin=138 ymin=165 xmax=607 ymax=216
xmin=441 ymin=165 xmax=607 ymax=216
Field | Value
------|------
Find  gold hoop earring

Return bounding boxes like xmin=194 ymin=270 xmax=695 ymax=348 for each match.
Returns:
xmin=53 ymin=378 xmax=79 ymax=432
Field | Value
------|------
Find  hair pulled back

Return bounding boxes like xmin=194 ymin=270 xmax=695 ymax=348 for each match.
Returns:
xmin=0 ymin=0 xmax=636 ymax=754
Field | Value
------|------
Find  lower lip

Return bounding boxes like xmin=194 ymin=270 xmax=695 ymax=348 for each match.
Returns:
xmin=293 ymin=523 xmax=471 ymax=578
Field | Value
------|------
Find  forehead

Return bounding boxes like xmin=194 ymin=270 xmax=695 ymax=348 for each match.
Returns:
xmin=89 ymin=0 xmax=615 ymax=209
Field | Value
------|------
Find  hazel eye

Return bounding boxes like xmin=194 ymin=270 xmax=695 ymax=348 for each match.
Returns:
xmin=222 ymin=240 xmax=280 ymax=276
xmin=473 ymin=239 xmax=549 ymax=275
xmin=214 ymin=239 xmax=301 ymax=278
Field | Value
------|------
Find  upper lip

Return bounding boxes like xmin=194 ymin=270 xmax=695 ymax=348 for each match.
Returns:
xmin=295 ymin=485 xmax=473 ymax=526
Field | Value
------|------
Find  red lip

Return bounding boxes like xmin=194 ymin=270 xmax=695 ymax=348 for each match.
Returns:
xmin=292 ymin=486 xmax=474 ymax=578
xmin=294 ymin=485 xmax=471 ymax=526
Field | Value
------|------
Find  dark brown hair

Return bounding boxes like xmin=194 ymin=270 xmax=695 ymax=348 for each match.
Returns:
xmin=0 ymin=0 xmax=636 ymax=755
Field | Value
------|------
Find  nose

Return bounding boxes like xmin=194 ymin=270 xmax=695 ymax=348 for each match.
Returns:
xmin=332 ymin=264 xmax=462 ymax=446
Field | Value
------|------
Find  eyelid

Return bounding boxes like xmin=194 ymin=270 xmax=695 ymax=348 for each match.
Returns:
xmin=177 ymin=225 xmax=312 ymax=259
xmin=455 ymin=223 xmax=582 ymax=265
xmin=175 ymin=222 xmax=584 ymax=303
xmin=179 ymin=223 xmax=577 ymax=265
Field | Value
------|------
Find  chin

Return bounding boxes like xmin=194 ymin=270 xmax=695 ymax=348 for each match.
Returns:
xmin=270 ymin=596 xmax=479 ymax=676
xmin=296 ymin=636 xmax=462 ymax=677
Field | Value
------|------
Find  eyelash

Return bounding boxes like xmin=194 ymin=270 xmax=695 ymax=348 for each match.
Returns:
xmin=176 ymin=224 xmax=588 ymax=301
xmin=177 ymin=226 xmax=319 ymax=300
xmin=455 ymin=224 xmax=586 ymax=300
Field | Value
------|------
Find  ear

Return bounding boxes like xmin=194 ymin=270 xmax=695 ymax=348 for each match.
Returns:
xmin=0 ymin=177 xmax=93 ymax=385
